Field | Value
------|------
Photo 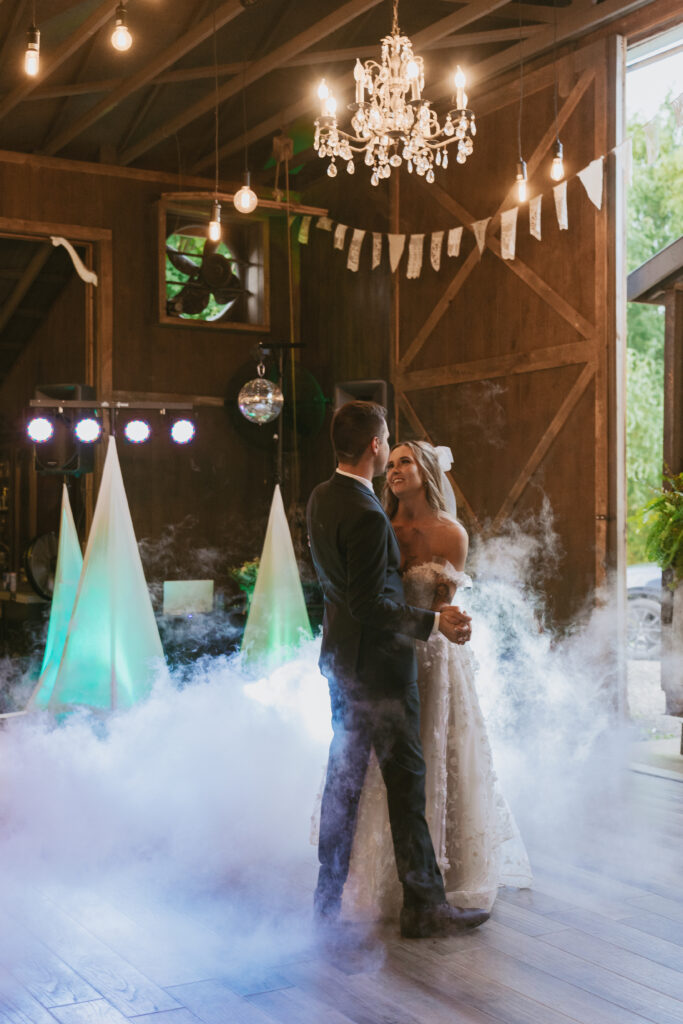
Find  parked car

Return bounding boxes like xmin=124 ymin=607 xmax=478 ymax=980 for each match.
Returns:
xmin=627 ymin=562 xmax=662 ymax=660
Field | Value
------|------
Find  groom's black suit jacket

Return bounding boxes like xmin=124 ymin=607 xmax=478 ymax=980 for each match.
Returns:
xmin=307 ymin=472 xmax=435 ymax=698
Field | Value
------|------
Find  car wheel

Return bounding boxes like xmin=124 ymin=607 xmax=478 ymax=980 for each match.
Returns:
xmin=626 ymin=595 xmax=662 ymax=660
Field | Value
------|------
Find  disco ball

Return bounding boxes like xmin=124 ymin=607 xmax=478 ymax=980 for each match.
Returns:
xmin=238 ymin=372 xmax=283 ymax=425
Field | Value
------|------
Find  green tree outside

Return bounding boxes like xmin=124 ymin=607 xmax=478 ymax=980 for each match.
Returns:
xmin=626 ymin=97 xmax=683 ymax=562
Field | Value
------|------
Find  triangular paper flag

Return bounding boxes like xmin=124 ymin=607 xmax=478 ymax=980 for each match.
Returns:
xmin=347 ymin=228 xmax=366 ymax=271
xmin=447 ymin=226 xmax=463 ymax=257
xmin=388 ymin=233 xmax=406 ymax=272
xmin=553 ymin=181 xmax=568 ymax=230
xmin=372 ymin=232 xmax=382 ymax=269
xmin=406 ymin=234 xmax=425 ymax=279
xmin=241 ymin=485 xmax=312 ymax=670
xmin=30 ymin=485 xmax=83 ymax=709
xmin=333 ymin=223 xmax=348 ymax=250
xmin=430 ymin=231 xmax=444 ymax=272
xmin=49 ymin=437 xmax=165 ymax=711
xmin=529 ymin=195 xmax=542 ymax=240
xmin=500 ymin=207 xmax=518 ymax=260
xmin=577 ymin=157 xmax=604 ymax=210
xmin=472 ymin=218 xmax=490 ymax=254
xmin=298 ymin=215 xmax=312 ymax=244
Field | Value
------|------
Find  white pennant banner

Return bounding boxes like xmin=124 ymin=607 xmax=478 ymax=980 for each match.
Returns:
xmin=473 ymin=218 xmax=490 ymax=254
xmin=388 ymin=233 xmax=406 ymax=272
xmin=500 ymin=207 xmax=518 ymax=260
xmin=298 ymin=215 xmax=312 ymax=244
xmin=346 ymin=228 xmax=366 ymax=272
xmin=406 ymin=234 xmax=425 ymax=279
xmin=529 ymin=194 xmax=542 ymax=240
xmin=316 ymin=216 xmax=334 ymax=231
xmin=577 ymin=157 xmax=604 ymax=210
xmin=430 ymin=231 xmax=444 ymax=271
xmin=333 ymin=223 xmax=348 ymax=250
xmin=372 ymin=232 xmax=382 ymax=269
xmin=447 ymin=226 xmax=463 ymax=257
xmin=553 ymin=181 xmax=568 ymax=231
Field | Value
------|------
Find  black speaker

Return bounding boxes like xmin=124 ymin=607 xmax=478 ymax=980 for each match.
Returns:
xmin=32 ymin=383 xmax=96 ymax=476
xmin=333 ymin=379 xmax=389 ymax=411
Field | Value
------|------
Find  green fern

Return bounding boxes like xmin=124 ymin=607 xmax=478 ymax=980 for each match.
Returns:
xmin=641 ymin=470 xmax=683 ymax=586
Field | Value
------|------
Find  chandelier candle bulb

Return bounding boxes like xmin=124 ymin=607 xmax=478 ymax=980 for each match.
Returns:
xmin=354 ymin=60 xmax=365 ymax=103
xmin=455 ymin=66 xmax=466 ymax=110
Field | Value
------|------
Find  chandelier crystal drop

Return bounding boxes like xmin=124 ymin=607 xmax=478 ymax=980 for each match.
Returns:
xmin=314 ymin=0 xmax=475 ymax=184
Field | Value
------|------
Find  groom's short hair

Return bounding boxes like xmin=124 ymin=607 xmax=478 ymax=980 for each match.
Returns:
xmin=332 ymin=401 xmax=387 ymax=464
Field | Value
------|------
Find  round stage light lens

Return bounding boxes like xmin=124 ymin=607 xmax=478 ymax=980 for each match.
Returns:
xmin=75 ymin=418 xmax=101 ymax=443
xmin=170 ymin=419 xmax=195 ymax=444
xmin=27 ymin=417 xmax=54 ymax=443
xmin=124 ymin=419 xmax=151 ymax=444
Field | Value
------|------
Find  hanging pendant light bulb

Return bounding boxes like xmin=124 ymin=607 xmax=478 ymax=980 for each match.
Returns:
xmin=234 ymin=172 xmax=258 ymax=215
xmin=515 ymin=159 xmax=528 ymax=202
xmin=25 ymin=22 xmax=40 ymax=76
xmin=551 ymin=138 xmax=564 ymax=181
xmin=111 ymin=2 xmax=132 ymax=52
xmin=208 ymin=200 xmax=222 ymax=242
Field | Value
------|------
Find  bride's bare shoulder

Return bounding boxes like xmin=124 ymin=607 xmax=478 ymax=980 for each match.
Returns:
xmin=429 ymin=515 xmax=468 ymax=569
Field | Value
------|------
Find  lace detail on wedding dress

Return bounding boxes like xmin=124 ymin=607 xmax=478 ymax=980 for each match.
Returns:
xmin=343 ymin=561 xmax=532 ymax=920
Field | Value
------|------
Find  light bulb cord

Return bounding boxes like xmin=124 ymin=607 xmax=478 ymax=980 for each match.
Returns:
xmin=517 ymin=13 xmax=524 ymax=161
xmin=242 ymin=72 xmax=249 ymax=176
xmin=284 ymin=158 xmax=299 ymax=497
xmin=212 ymin=0 xmax=219 ymax=197
xmin=552 ymin=0 xmax=560 ymax=142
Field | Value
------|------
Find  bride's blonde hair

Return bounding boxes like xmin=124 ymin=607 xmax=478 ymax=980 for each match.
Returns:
xmin=382 ymin=441 xmax=450 ymax=519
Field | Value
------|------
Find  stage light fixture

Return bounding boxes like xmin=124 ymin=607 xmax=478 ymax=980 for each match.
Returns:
xmin=74 ymin=417 xmax=101 ymax=444
xmin=124 ymin=419 xmax=151 ymax=444
xmin=27 ymin=416 xmax=54 ymax=443
xmin=170 ymin=419 xmax=195 ymax=445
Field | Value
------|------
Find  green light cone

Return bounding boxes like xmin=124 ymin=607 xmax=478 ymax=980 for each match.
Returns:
xmin=30 ymin=485 xmax=83 ymax=709
xmin=48 ymin=436 xmax=164 ymax=711
xmin=241 ymin=484 xmax=312 ymax=670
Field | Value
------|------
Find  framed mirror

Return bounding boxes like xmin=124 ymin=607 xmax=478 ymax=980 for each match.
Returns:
xmin=158 ymin=193 xmax=269 ymax=333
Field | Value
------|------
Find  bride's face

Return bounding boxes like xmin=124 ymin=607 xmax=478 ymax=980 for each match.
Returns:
xmin=386 ymin=445 xmax=424 ymax=499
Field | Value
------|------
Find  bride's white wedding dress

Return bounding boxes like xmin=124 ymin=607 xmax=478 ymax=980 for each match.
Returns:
xmin=343 ymin=560 xmax=532 ymax=919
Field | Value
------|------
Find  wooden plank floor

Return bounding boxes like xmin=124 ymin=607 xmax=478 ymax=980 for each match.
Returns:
xmin=2 ymin=768 xmax=682 ymax=1024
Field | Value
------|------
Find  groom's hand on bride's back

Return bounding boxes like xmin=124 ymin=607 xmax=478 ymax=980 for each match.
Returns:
xmin=438 ymin=605 xmax=472 ymax=645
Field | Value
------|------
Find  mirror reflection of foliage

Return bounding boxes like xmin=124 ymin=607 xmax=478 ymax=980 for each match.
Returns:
xmin=166 ymin=231 xmax=236 ymax=322
xmin=626 ymin=94 xmax=683 ymax=563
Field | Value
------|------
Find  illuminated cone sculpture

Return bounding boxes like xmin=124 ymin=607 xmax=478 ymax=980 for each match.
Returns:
xmin=241 ymin=484 xmax=312 ymax=670
xmin=30 ymin=484 xmax=83 ymax=708
xmin=48 ymin=436 xmax=164 ymax=711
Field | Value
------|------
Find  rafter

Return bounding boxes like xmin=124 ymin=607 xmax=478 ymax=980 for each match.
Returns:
xmin=42 ymin=0 xmax=245 ymax=157
xmin=118 ymin=0 xmax=384 ymax=167
xmin=0 ymin=1 xmax=119 ymax=125
xmin=193 ymin=95 xmax=312 ymax=172
xmin=0 ymin=244 xmax=52 ymax=335
xmin=411 ymin=0 xmax=516 ymax=49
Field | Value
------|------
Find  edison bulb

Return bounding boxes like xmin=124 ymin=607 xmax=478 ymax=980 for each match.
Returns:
xmin=551 ymin=139 xmax=564 ymax=181
xmin=25 ymin=25 xmax=40 ymax=76
xmin=234 ymin=184 xmax=258 ymax=215
xmin=208 ymin=201 xmax=221 ymax=240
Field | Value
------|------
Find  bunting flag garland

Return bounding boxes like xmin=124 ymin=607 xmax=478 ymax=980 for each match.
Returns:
xmin=529 ymin=194 xmax=542 ymax=240
xmin=577 ymin=157 xmax=604 ymax=210
xmin=447 ymin=226 xmax=463 ymax=257
xmin=430 ymin=231 xmax=444 ymax=271
xmin=500 ymin=207 xmax=518 ymax=260
xmin=473 ymin=218 xmax=490 ymax=255
xmin=388 ymin=233 xmax=406 ymax=272
xmin=298 ymin=215 xmax=312 ymax=244
xmin=347 ymin=228 xmax=365 ymax=271
xmin=372 ymin=232 xmax=382 ymax=269
xmin=406 ymin=234 xmax=425 ymax=279
xmin=333 ymin=223 xmax=348 ymax=250
xmin=553 ymin=181 xmax=568 ymax=231
xmin=316 ymin=216 xmax=333 ymax=231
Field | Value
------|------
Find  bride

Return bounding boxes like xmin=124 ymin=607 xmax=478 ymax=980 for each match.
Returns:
xmin=343 ymin=440 xmax=532 ymax=918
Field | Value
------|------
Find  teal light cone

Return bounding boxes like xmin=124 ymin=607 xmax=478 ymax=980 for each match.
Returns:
xmin=241 ymin=484 xmax=312 ymax=670
xmin=48 ymin=436 xmax=165 ymax=712
xmin=30 ymin=485 xmax=83 ymax=709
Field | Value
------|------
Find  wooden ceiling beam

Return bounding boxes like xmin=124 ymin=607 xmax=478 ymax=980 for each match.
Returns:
xmin=42 ymin=0 xmax=245 ymax=156
xmin=118 ymin=0 xmax=385 ymax=167
xmin=0 ymin=0 xmax=31 ymax=73
xmin=411 ymin=0 xmax=516 ymax=49
xmin=193 ymin=95 xmax=312 ymax=171
xmin=0 ymin=244 xmax=52 ymax=336
xmin=0 ymin=1 xmax=119 ymax=124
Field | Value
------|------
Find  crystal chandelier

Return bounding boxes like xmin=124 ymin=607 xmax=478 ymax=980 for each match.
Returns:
xmin=314 ymin=0 xmax=476 ymax=186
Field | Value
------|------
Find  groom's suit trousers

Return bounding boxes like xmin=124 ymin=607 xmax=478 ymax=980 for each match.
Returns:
xmin=318 ymin=680 xmax=447 ymax=910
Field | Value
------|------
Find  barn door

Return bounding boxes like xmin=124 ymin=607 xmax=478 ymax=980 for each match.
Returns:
xmin=392 ymin=36 xmax=625 ymax=626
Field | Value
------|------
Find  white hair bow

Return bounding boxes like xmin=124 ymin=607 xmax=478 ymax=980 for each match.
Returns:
xmin=435 ymin=446 xmax=453 ymax=471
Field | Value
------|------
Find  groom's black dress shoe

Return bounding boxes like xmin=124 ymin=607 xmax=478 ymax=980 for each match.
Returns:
xmin=400 ymin=903 xmax=490 ymax=939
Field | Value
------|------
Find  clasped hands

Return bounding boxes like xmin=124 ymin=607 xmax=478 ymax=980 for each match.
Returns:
xmin=437 ymin=605 xmax=472 ymax=645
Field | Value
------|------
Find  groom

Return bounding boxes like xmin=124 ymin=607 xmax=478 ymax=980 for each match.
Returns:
xmin=306 ymin=401 xmax=489 ymax=938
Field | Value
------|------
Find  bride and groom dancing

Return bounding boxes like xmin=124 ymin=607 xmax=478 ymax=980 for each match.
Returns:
xmin=306 ymin=400 xmax=531 ymax=939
